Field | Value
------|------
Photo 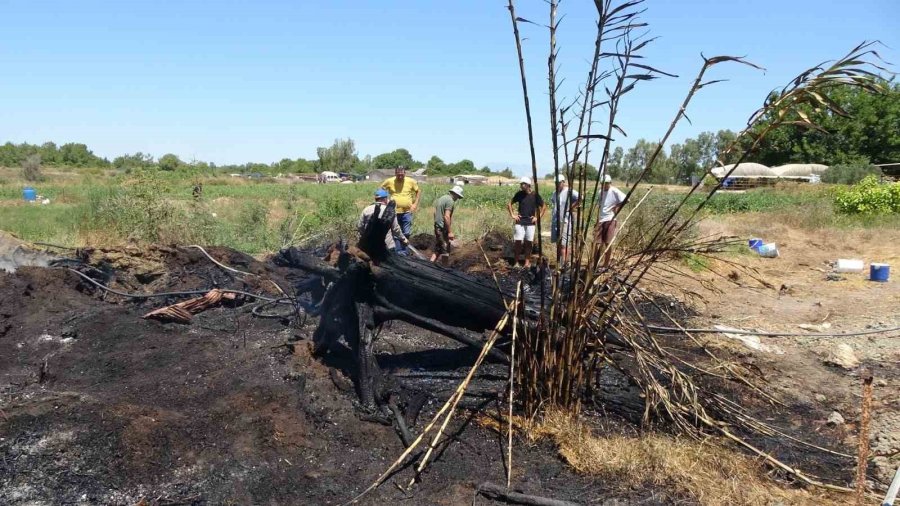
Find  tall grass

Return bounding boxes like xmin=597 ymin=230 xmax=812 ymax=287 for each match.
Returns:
xmin=527 ymin=410 xmax=841 ymax=506
xmin=0 ymin=170 xmax=895 ymax=254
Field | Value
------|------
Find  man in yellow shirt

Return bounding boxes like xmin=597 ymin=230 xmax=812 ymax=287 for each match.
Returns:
xmin=381 ymin=166 xmax=420 ymax=255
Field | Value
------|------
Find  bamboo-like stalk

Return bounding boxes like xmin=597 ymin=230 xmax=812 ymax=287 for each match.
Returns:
xmin=507 ymin=0 xmax=544 ymax=277
xmin=856 ymin=373 xmax=874 ymax=505
xmin=594 ymin=186 xmax=652 ymax=269
xmin=343 ymin=310 xmax=512 ymax=505
xmin=548 ymin=0 xmax=562 ymax=267
xmin=507 ymin=282 xmax=522 ymax=489
xmin=502 ymin=0 xmax=889 ymax=496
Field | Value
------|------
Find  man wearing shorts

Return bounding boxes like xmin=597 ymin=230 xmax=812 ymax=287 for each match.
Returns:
xmin=431 ymin=185 xmax=464 ymax=266
xmin=507 ymin=176 xmax=546 ymax=268
xmin=594 ymin=174 xmax=625 ymax=268
xmin=549 ymin=174 xmax=579 ymax=265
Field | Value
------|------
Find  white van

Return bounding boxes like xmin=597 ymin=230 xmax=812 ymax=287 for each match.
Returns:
xmin=320 ymin=171 xmax=340 ymax=183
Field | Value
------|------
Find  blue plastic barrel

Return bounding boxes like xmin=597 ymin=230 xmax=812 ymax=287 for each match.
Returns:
xmin=748 ymin=238 xmax=763 ymax=251
xmin=870 ymin=263 xmax=890 ymax=282
xmin=22 ymin=187 xmax=36 ymax=201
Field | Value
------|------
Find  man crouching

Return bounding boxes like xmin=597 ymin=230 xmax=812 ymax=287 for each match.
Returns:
xmin=358 ymin=188 xmax=408 ymax=261
xmin=431 ymin=185 xmax=464 ymax=267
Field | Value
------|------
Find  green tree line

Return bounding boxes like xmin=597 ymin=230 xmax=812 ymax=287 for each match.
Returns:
xmin=550 ymin=80 xmax=898 ymax=184
xmin=0 ymin=137 xmax=513 ymax=178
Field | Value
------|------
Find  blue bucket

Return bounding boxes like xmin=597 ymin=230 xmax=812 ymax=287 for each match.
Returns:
xmin=23 ymin=187 xmax=36 ymax=201
xmin=748 ymin=238 xmax=763 ymax=251
xmin=870 ymin=263 xmax=890 ymax=282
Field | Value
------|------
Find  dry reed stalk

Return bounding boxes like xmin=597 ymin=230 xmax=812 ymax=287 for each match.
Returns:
xmin=343 ymin=310 xmax=512 ymax=505
xmin=507 ymin=282 xmax=522 ymax=489
xmin=856 ymin=372 xmax=874 ymax=505
xmin=496 ymin=0 xmax=890 ymax=497
xmin=408 ymin=289 xmax=524 ymax=488
xmin=593 ymin=186 xmax=653 ymax=270
xmin=506 ymin=0 xmax=543 ymax=266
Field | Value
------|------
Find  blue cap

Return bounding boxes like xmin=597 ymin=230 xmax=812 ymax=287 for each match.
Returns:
xmin=374 ymin=189 xmax=389 ymax=199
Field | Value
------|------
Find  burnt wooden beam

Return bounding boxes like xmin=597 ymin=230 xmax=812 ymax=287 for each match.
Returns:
xmin=476 ymin=482 xmax=581 ymax=506
xmin=372 ymin=300 xmax=509 ymax=364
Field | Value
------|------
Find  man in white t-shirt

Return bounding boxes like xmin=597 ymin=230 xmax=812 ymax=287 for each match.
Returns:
xmin=594 ymin=174 xmax=625 ymax=268
xmin=549 ymin=175 xmax=579 ymax=264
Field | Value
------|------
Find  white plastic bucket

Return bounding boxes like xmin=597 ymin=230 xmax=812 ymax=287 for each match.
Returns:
xmin=835 ymin=259 xmax=864 ymax=273
xmin=757 ymin=243 xmax=779 ymax=258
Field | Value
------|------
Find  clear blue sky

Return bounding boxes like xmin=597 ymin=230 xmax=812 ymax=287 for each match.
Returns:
xmin=1 ymin=0 xmax=896 ymax=173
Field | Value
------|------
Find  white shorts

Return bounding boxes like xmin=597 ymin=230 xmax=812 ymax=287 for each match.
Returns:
xmin=513 ymin=224 xmax=535 ymax=242
xmin=559 ymin=220 xmax=572 ymax=246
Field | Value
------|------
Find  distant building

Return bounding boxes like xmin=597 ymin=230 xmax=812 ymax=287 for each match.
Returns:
xmin=484 ymin=176 xmax=520 ymax=186
xmin=367 ymin=169 xmax=398 ymax=182
xmin=771 ymin=164 xmax=829 ymax=177
xmin=709 ymin=162 xmax=829 ymax=189
xmin=451 ymin=174 xmax=489 ymax=185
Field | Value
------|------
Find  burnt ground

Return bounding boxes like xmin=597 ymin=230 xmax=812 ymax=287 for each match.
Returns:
xmin=0 ymin=246 xmax=655 ymax=505
xmin=0 ymin=240 xmax=888 ymax=504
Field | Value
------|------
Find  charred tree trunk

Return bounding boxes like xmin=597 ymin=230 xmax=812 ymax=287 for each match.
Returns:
xmin=273 ymin=202 xmax=542 ymax=416
xmin=276 ymin=216 xmax=522 ymax=411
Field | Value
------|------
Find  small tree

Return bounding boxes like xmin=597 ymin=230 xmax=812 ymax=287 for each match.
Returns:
xmin=21 ymin=154 xmax=44 ymax=181
xmin=317 ymin=138 xmax=359 ymax=173
xmin=158 ymin=153 xmax=183 ymax=171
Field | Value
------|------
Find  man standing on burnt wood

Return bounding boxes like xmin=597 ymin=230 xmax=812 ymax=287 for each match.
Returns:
xmin=507 ymin=176 xmax=546 ymax=269
xmin=430 ymin=185 xmax=464 ymax=266
xmin=381 ymin=166 xmax=420 ymax=256
xmin=358 ymin=188 xmax=407 ymax=257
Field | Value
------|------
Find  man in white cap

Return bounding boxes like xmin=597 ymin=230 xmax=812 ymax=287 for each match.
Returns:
xmin=431 ymin=185 xmax=464 ymax=266
xmin=507 ymin=176 xmax=546 ymax=268
xmin=594 ymin=174 xmax=625 ymax=268
xmin=549 ymin=174 xmax=579 ymax=264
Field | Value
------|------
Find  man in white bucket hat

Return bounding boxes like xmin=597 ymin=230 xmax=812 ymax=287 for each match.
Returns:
xmin=507 ymin=176 xmax=546 ymax=268
xmin=431 ymin=185 xmax=464 ymax=266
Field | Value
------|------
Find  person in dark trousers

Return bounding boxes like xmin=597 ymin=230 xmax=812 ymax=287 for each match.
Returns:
xmin=381 ymin=166 xmax=420 ymax=255
xmin=506 ymin=176 xmax=546 ymax=268
xmin=431 ymin=185 xmax=464 ymax=266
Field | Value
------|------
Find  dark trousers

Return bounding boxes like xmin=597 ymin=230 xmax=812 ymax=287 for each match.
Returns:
xmin=394 ymin=212 xmax=413 ymax=254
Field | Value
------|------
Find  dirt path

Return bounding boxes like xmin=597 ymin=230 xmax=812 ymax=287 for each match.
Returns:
xmin=659 ymin=218 xmax=900 ymax=485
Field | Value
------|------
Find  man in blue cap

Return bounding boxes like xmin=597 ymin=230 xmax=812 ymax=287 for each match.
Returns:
xmin=358 ymin=188 xmax=408 ymax=252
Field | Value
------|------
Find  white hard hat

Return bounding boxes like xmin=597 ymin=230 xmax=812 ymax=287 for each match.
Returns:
xmin=602 ymin=174 xmax=612 ymax=183
xmin=519 ymin=176 xmax=532 ymax=185
xmin=556 ymin=174 xmax=566 ymax=183
xmin=449 ymin=185 xmax=464 ymax=198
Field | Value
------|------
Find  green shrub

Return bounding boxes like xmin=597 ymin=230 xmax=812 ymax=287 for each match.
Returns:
xmin=834 ymin=175 xmax=900 ymax=214
xmin=821 ymin=162 xmax=880 ymax=184
xmin=76 ymin=168 xmax=211 ymax=243
xmin=313 ymin=192 xmax=358 ymax=240
xmin=233 ymin=201 xmax=271 ymax=251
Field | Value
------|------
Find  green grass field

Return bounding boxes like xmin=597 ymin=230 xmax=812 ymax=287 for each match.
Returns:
xmin=1 ymin=167 xmax=897 ymax=254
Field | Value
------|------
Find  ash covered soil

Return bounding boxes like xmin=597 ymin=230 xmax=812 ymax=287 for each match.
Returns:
xmin=0 ymin=246 xmax=623 ymax=505
xmin=1 ymin=240 xmax=894 ymax=505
